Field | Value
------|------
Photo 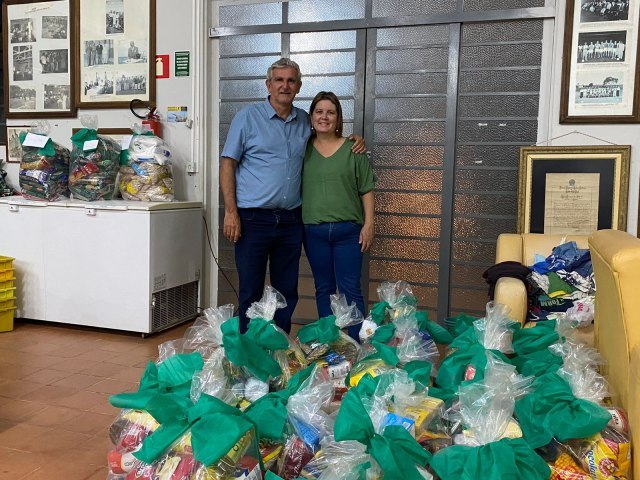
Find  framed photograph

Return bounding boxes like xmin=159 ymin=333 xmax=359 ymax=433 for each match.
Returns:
xmin=560 ymin=0 xmax=640 ymax=122
xmin=2 ymin=0 xmax=76 ymax=118
xmin=74 ymin=0 xmax=156 ymax=108
xmin=517 ymin=146 xmax=631 ymax=235
xmin=5 ymin=125 xmax=31 ymax=163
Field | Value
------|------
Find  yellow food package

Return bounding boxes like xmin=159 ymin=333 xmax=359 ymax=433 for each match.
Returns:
xmin=348 ymin=359 xmax=389 ymax=387
xmin=550 ymin=452 xmax=590 ymax=480
xmin=581 ymin=430 xmax=631 ymax=479
xmin=400 ymin=397 xmax=444 ymax=437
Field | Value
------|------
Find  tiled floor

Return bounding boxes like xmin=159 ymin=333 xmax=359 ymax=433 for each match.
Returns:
xmin=0 ymin=319 xmax=195 ymax=480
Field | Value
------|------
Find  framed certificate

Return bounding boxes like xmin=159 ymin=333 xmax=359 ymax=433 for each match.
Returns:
xmin=518 ymin=145 xmax=631 ymax=234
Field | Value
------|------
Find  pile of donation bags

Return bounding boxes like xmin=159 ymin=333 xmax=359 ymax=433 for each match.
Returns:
xmin=106 ymin=282 xmax=630 ymax=480
xmin=17 ymin=124 xmax=174 ymax=202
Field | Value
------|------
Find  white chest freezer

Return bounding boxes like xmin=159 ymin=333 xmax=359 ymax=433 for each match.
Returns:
xmin=0 ymin=197 xmax=203 ymax=334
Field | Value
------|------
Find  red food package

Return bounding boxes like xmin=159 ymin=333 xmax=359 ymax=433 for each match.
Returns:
xmin=277 ymin=435 xmax=314 ymax=480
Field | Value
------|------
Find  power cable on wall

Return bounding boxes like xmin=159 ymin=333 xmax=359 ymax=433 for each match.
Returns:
xmin=202 ymin=215 xmax=240 ymax=313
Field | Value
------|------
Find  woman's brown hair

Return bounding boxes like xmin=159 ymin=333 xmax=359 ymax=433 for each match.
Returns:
xmin=309 ymin=91 xmax=343 ymax=138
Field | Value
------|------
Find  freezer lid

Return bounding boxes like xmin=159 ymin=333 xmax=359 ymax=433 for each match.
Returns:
xmin=0 ymin=196 xmax=202 ymax=211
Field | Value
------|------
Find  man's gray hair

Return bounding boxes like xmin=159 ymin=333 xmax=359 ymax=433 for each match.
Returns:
xmin=267 ymin=58 xmax=302 ymax=82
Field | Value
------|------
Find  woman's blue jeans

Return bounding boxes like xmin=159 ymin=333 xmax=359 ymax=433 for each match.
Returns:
xmin=303 ymin=221 xmax=365 ymax=340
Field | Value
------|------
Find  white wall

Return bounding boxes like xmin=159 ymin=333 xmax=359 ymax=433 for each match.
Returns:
xmin=541 ymin=2 xmax=639 ymax=236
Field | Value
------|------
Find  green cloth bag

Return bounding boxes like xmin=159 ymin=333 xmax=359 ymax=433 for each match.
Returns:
xmin=512 ymin=320 xmax=559 ymax=356
xmin=70 ymin=128 xmax=99 ymax=151
xmin=415 ymin=311 xmax=454 ymax=345
xmin=447 ymin=313 xmax=479 ymax=338
xmin=298 ymin=315 xmax=339 ymax=345
xmin=19 ymin=131 xmax=56 ymax=157
xmin=372 ymin=323 xmax=396 ymax=343
xmin=514 ymin=372 xmax=612 ymax=448
xmin=430 ymin=437 xmax=550 ymax=480
xmin=436 ymin=338 xmax=511 ymax=391
xmin=109 ymin=352 xmax=204 ymax=409
xmin=243 ymin=364 xmax=315 ymax=440
xmin=221 ymin=316 xmax=289 ymax=381
xmin=370 ymin=301 xmax=391 ymax=325
xmin=335 ymin=388 xmax=432 ymax=480
xmin=512 ymin=348 xmax=563 ymax=378
xmin=134 ymin=393 xmax=259 ymax=467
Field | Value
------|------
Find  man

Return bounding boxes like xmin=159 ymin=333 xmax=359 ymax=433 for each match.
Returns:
xmin=128 ymin=41 xmax=139 ymax=61
xmin=220 ymin=58 xmax=365 ymax=334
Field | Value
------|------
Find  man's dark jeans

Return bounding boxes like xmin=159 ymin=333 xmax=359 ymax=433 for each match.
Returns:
xmin=235 ymin=207 xmax=303 ymax=333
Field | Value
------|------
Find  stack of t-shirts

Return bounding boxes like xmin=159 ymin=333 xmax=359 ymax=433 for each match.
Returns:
xmin=527 ymin=241 xmax=595 ymax=323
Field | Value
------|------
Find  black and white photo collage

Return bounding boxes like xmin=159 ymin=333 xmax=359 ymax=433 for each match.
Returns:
xmin=82 ymin=0 xmax=148 ymax=100
xmin=573 ymin=0 xmax=638 ymax=112
xmin=8 ymin=2 xmax=71 ymax=113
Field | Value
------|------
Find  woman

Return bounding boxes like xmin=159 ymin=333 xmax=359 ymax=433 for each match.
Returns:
xmin=302 ymin=91 xmax=376 ymax=340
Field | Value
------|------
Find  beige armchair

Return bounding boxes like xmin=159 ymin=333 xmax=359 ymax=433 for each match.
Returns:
xmin=589 ymin=229 xmax=640 ymax=479
xmin=493 ymin=233 xmax=589 ymax=325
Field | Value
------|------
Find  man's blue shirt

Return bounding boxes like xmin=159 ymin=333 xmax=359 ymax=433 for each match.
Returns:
xmin=221 ymin=97 xmax=311 ymax=209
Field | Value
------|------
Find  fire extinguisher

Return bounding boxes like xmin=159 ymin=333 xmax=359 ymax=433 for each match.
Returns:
xmin=130 ymin=99 xmax=162 ymax=138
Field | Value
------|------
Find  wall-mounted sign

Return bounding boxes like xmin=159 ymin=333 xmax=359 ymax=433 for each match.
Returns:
xmin=156 ymin=54 xmax=169 ymax=78
xmin=174 ymin=50 xmax=189 ymax=77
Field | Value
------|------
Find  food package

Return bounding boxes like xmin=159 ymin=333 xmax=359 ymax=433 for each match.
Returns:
xmin=119 ymin=131 xmax=173 ymax=201
xmin=563 ymin=426 xmax=631 ymax=480
xmin=245 ymin=286 xmax=307 ymax=391
xmin=275 ymin=434 xmax=315 ymax=480
xmin=69 ymin=119 xmax=121 ymax=201
xmin=449 ymin=353 xmax=532 ymax=447
xmin=286 ymin=365 xmax=335 ymax=453
xmin=298 ymin=439 xmax=370 ymax=479
xmin=193 ymin=429 xmax=262 ymax=480
xmin=107 ymin=410 xmax=159 ymax=477
xmin=124 ymin=435 xmax=199 ymax=480
xmin=334 ymin=370 xmax=432 ymax=479
xmin=19 ymin=124 xmax=70 ymax=200
xmin=549 ymin=452 xmax=590 ymax=480
xmin=359 ymin=281 xmax=417 ymax=342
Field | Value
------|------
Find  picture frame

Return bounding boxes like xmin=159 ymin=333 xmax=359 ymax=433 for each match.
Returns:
xmin=74 ymin=0 xmax=156 ymax=109
xmin=2 ymin=0 xmax=76 ymax=118
xmin=517 ymin=145 xmax=631 ymax=234
xmin=5 ymin=125 xmax=32 ymax=163
xmin=560 ymin=0 xmax=640 ymax=123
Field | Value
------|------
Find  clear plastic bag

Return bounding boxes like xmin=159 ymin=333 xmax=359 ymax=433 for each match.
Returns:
xmin=359 ymin=281 xmax=417 ymax=342
xmin=298 ymin=295 xmax=361 ymax=385
xmin=184 ymin=304 xmax=233 ymax=353
xmin=69 ymin=115 xmax=121 ymax=201
xmin=553 ymin=340 xmax=609 ymax=405
xmin=396 ymin=328 xmax=439 ymax=367
xmin=107 ymin=409 xmax=159 ymax=477
xmin=473 ymin=302 xmax=518 ymax=354
xmin=247 ymin=286 xmax=307 ymax=390
xmin=193 ymin=428 xmax=262 ymax=480
xmin=119 ymin=130 xmax=173 ymax=201
xmin=452 ymin=353 xmax=532 ymax=446
xmin=190 ymin=348 xmax=239 ymax=405
xmin=299 ymin=438 xmax=370 ymax=480
xmin=286 ymin=366 xmax=336 ymax=453
xmin=19 ymin=122 xmax=71 ymax=201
